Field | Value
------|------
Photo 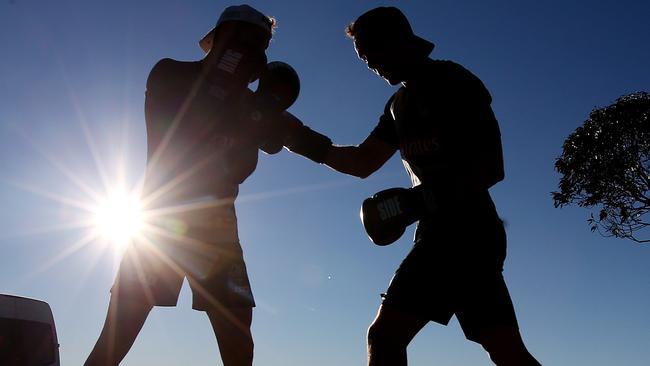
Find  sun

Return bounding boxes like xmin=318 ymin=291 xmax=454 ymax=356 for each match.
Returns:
xmin=92 ymin=187 xmax=144 ymax=250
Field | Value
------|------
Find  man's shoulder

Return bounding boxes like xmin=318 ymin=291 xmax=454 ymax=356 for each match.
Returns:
xmin=150 ymin=58 xmax=200 ymax=73
xmin=427 ymin=59 xmax=491 ymax=104
xmin=428 ymin=59 xmax=478 ymax=82
xmin=429 ymin=59 xmax=463 ymax=70
xmin=147 ymin=58 xmax=201 ymax=90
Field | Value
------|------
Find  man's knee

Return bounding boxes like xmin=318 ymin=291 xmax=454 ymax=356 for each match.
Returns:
xmin=367 ymin=305 xmax=428 ymax=351
xmin=366 ymin=321 xmax=381 ymax=347
xmin=367 ymin=319 xmax=403 ymax=350
xmin=206 ymin=307 xmax=253 ymax=336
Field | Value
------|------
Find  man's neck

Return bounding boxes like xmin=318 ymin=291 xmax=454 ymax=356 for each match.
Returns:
xmin=402 ymin=56 xmax=431 ymax=87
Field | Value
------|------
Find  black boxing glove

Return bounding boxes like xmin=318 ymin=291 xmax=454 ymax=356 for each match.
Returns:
xmin=256 ymin=61 xmax=300 ymax=111
xmin=360 ymin=185 xmax=437 ymax=246
xmin=248 ymin=61 xmax=301 ymax=154
xmin=240 ymin=61 xmax=332 ymax=161
xmin=282 ymin=114 xmax=333 ymax=164
xmin=206 ymin=41 xmax=269 ymax=101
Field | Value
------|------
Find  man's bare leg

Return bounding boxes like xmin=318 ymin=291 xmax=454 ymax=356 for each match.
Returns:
xmin=84 ymin=296 xmax=153 ymax=366
xmin=367 ymin=305 xmax=428 ymax=366
xmin=206 ymin=307 xmax=254 ymax=366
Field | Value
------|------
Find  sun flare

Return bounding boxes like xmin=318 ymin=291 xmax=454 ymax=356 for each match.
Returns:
xmin=92 ymin=188 xmax=144 ymax=250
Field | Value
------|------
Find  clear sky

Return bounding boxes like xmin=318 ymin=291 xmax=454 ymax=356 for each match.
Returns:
xmin=1 ymin=0 xmax=649 ymax=365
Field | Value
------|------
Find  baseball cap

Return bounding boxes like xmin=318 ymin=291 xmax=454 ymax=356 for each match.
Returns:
xmin=348 ymin=7 xmax=434 ymax=56
xmin=199 ymin=4 xmax=273 ymax=53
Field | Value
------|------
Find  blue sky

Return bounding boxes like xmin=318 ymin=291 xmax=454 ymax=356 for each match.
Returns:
xmin=1 ymin=0 xmax=649 ymax=365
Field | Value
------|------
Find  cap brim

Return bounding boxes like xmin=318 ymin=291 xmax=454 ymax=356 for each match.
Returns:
xmin=199 ymin=27 xmax=216 ymax=53
xmin=413 ymin=35 xmax=435 ymax=56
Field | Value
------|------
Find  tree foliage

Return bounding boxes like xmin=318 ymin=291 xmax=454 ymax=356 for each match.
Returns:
xmin=553 ymin=91 xmax=650 ymax=243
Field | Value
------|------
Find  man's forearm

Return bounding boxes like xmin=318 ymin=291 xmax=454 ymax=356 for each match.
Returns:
xmin=281 ymin=113 xmax=396 ymax=178
xmin=283 ymin=125 xmax=376 ymax=178
xmin=283 ymin=123 xmax=333 ymax=163
xmin=322 ymin=145 xmax=375 ymax=178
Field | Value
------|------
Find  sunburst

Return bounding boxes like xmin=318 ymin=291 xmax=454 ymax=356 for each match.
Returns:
xmin=91 ymin=186 xmax=144 ymax=252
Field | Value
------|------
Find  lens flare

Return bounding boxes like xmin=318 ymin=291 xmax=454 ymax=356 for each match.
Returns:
xmin=92 ymin=188 xmax=143 ymax=249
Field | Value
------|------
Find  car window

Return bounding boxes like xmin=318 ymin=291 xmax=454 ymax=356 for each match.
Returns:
xmin=0 ymin=317 xmax=55 ymax=366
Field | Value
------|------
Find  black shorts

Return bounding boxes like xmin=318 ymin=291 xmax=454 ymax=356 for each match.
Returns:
xmin=111 ymin=205 xmax=255 ymax=311
xmin=381 ymin=216 xmax=518 ymax=343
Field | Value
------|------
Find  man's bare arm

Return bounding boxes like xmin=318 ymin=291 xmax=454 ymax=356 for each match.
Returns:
xmin=281 ymin=112 xmax=397 ymax=178
xmin=322 ymin=135 xmax=397 ymax=178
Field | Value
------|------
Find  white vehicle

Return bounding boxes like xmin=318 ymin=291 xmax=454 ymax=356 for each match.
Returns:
xmin=0 ymin=294 xmax=60 ymax=366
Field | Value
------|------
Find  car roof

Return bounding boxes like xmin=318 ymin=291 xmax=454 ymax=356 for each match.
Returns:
xmin=0 ymin=293 xmax=55 ymax=324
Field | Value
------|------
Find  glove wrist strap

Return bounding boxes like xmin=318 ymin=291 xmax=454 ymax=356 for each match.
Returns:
xmin=285 ymin=125 xmax=332 ymax=164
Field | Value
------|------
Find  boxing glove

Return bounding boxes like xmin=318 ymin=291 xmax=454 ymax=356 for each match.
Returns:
xmin=249 ymin=61 xmax=300 ymax=154
xmin=360 ymin=185 xmax=436 ymax=246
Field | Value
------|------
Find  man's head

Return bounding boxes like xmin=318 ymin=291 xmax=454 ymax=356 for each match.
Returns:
xmin=200 ymin=5 xmax=276 ymax=84
xmin=346 ymin=7 xmax=434 ymax=85
xmin=199 ymin=4 xmax=275 ymax=53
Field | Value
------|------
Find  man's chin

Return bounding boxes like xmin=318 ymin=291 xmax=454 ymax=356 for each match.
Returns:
xmin=380 ymin=72 xmax=403 ymax=86
xmin=385 ymin=77 xmax=402 ymax=86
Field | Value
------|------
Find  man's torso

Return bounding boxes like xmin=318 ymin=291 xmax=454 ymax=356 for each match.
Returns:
xmin=143 ymin=58 xmax=260 ymax=206
xmin=370 ymin=59 xmax=505 ymax=243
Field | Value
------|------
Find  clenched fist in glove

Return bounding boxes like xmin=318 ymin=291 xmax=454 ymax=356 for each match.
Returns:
xmin=243 ymin=61 xmax=301 ymax=154
xmin=360 ymin=185 xmax=437 ymax=246
xmin=243 ymin=61 xmax=334 ymax=162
